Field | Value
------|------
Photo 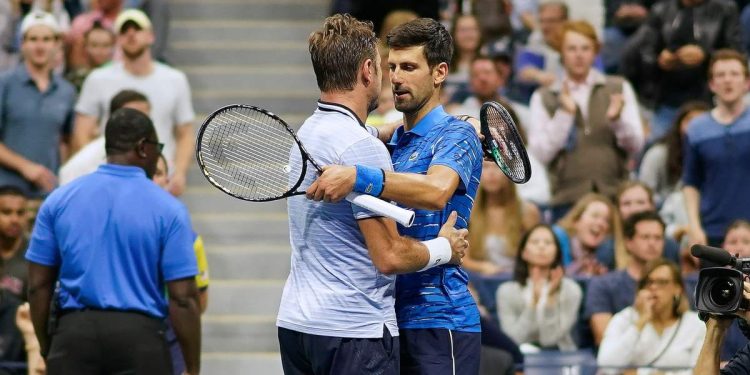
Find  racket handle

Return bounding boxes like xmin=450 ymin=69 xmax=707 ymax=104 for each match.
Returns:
xmin=346 ymin=193 xmax=415 ymax=227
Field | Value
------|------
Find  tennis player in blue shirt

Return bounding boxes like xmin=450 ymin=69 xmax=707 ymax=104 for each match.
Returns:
xmin=308 ymin=18 xmax=484 ymax=375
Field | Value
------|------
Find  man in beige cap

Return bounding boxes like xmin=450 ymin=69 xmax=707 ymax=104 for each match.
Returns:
xmin=0 ymin=11 xmax=75 ymax=197
xmin=71 ymin=9 xmax=195 ymax=196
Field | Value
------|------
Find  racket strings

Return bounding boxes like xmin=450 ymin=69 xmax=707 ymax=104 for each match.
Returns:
xmin=486 ymin=107 xmax=527 ymax=181
xmin=199 ymin=107 xmax=297 ymax=200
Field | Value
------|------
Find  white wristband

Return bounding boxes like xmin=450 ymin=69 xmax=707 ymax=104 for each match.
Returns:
xmin=419 ymin=237 xmax=452 ymax=272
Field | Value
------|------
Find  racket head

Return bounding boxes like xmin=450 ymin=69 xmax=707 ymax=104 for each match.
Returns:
xmin=195 ymin=104 xmax=311 ymax=201
xmin=479 ymin=101 xmax=532 ymax=184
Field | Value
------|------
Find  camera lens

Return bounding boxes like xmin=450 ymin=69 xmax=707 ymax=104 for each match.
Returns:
xmin=709 ymin=278 xmax=738 ymax=307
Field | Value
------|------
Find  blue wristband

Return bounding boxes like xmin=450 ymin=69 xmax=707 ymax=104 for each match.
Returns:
xmin=353 ymin=164 xmax=384 ymax=197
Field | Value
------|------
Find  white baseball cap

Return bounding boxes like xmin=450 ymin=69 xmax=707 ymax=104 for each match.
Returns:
xmin=114 ymin=9 xmax=152 ymax=32
xmin=20 ymin=11 xmax=61 ymax=36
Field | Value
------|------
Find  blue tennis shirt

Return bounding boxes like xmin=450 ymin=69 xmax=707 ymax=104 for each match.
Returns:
xmin=389 ymin=105 xmax=483 ymax=332
xmin=26 ymin=164 xmax=197 ymax=319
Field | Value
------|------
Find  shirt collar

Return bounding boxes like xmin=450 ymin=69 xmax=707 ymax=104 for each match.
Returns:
xmin=409 ymin=105 xmax=449 ymax=137
xmin=551 ymin=69 xmax=606 ymax=92
xmin=97 ymin=164 xmax=148 ymax=178
xmin=317 ymin=100 xmax=366 ymax=129
xmin=16 ymin=64 xmax=58 ymax=90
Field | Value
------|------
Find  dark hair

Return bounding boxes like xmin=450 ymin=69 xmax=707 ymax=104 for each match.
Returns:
xmin=109 ymin=89 xmax=149 ymax=113
xmin=623 ymin=210 xmax=665 ymax=239
xmin=104 ymin=108 xmax=156 ymax=155
xmin=637 ymin=259 xmax=688 ymax=317
xmin=308 ymin=14 xmax=379 ymax=92
xmin=0 ymin=185 xmax=26 ymax=199
xmin=387 ymin=17 xmax=453 ymax=69
xmin=84 ymin=20 xmax=115 ymax=42
xmin=513 ymin=224 xmax=564 ymax=286
xmin=660 ymin=101 xmax=710 ymax=186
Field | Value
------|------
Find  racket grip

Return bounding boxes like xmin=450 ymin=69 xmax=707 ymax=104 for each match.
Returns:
xmin=346 ymin=193 xmax=415 ymax=227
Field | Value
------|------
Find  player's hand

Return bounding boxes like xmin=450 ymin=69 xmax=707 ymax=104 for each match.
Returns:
xmin=606 ymin=92 xmax=624 ymax=122
xmin=676 ymin=44 xmax=705 ymax=66
xmin=21 ymin=162 xmax=56 ymax=192
xmin=438 ymin=211 xmax=468 ymax=266
xmin=306 ymin=165 xmax=355 ymax=203
xmin=168 ymin=172 xmax=187 ymax=196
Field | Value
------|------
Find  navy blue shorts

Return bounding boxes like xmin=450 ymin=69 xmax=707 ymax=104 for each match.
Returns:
xmin=399 ymin=328 xmax=481 ymax=375
xmin=278 ymin=326 xmax=399 ymax=375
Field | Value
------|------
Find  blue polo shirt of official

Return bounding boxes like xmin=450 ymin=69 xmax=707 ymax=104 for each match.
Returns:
xmin=25 ymin=164 xmax=198 ymax=319
xmin=0 ymin=64 xmax=75 ymax=197
xmin=389 ymin=105 xmax=483 ymax=332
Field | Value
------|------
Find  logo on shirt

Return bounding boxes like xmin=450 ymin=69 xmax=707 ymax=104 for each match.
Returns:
xmin=408 ymin=152 xmax=419 ymax=162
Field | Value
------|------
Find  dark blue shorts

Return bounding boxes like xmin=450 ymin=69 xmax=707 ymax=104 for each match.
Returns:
xmin=278 ymin=326 xmax=399 ymax=375
xmin=399 ymin=328 xmax=481 ymax=375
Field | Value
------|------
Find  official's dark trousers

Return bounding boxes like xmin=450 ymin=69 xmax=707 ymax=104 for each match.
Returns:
xmin=47 ymin=310 xmax=172 ymax=375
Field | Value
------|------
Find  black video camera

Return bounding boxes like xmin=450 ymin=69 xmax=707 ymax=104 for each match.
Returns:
xmin=692 ymin=245 xmax=750 ymax=315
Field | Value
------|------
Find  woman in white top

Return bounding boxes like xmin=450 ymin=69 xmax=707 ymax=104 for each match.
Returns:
xmin=597 ymin=259 xmax=705 ymax=374
xmin=497 ymin=224 xmax=582 ymax=351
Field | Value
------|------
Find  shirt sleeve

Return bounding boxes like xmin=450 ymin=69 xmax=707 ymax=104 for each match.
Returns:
xmin=610 ymin=80 xmax=644 ymax=157
xmin=496 ymin=282 xmax=536 ymax=345
xmin=74 ymin=72 xmax=104 ymax=118
xmin=173 ymin=72 xmax=196 ymax=126
xmin=428 ymin=121 xmax=482 ymax=191
xmin=25 ymin=199 xmax=61 ymax=266
xmin=583 ymin=275 xmax=612 ymax=318
xmin=682 ymin=129 xmax=703 ymax=189
xmin=596 ymin=308 xmax=640 ymax=367
xmin=161 ymin=204 xmax=199 ymax=281
xmin=538 ymin=279 xmax=582 ymax=348
xmin=339 ymin=136 xmax=394 ymax=220
xmin=193 ymin=234 xmax=210 ymax=290
xmin=722 ymin=344 xmax=750 ymax=374
xmin=528 ymin=90 xmax=575 ymax=164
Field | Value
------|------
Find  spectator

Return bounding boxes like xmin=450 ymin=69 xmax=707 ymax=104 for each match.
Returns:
xmin=65 ymin=0 xmax=121 ymax=70
xmin=528 ymin=20 xmax=644 ymax=221
xmin=0 ymin=270 xmax=24 ymax=374
xmin=64 ymin=20 xmax=114 ymax=91
xmin=597 ymin=259 xmax=705 ymax=371
xmin=601 ymin=0 xmax=654 ymax=74
xmin=152 ymin=153 xmax=209 ymax=375
xmin=595 ymin=181 xmax=681 ymax=271
xmin=586 ymin=210 xmax=666 ymax=346
xmin=554 ymin=193 xmax=618 ymax=277
xmin=465 ymin=159 xmax=540 ymax=275
xmin=684 ymin=49 xmax=750 ymax=247
xmin=72 ymin=9 xmax=195 ymax=196
xmin=128 ymin=0 xmax=170 ymax=62
xmin=637 ymin=0 xmax=742 ymax=142
xmin=497 ymin=224 xmax=582 ymax=351
xmin=0 ymin=186 xmax=27 ymax=301
xmin=516 ymin=2 xmax=568 ymax=93
xmin=449 ymin=55 xmax=508 ymax=114
xmin=0 ymin=11 xmax=75 ymax=197
xmin=60 ymin=89 xmax=149 ymax=184
xmin=444 ymin=13 xmax=482 ymax=103
xmin=0 ymin=0 xmax=18 ymax=72
xmin=639 ymin=101 xmax=710 ymax=205
xmin=467 ymin=283 xmax=523 ymax=375
xmin=25 ymin=108 xmax=201 ymax=374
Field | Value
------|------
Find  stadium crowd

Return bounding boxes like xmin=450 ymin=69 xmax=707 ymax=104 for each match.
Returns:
xmin=0 ymin=0 xmax=750 ymax=373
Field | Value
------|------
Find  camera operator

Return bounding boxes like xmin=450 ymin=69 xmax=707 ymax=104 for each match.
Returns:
xmin=696 ymin=281 xmax=750 ymax=374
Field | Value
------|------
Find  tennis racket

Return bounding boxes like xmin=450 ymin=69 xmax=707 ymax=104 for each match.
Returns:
xmin=479 ymin=101 xmax=532 ymax=184
xmin=196 ymin=104 xmax=415 ymax=227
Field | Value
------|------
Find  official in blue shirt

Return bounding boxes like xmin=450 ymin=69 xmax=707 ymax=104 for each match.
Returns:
xmin=25 ymin=108 xmax=202 ymax=375
xmin=308 ymin=18 xmax=484 ymax=375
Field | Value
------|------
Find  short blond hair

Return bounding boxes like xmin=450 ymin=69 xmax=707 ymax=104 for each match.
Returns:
xmin=555 ymin=20 xmax=600 ymax=53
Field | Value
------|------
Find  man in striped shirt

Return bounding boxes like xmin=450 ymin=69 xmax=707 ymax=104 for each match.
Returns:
xmin=308 ymin=18 xmax=484 ymax=375
xmin=276 ymin=14 xmax=469 ymax=375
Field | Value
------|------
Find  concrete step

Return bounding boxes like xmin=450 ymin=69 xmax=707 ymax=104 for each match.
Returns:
xmin=202 ymin=352 xmax=282 ymax=375
xmin=171 ymin=0 xmax=327 ymax=21
xmin=182 ymin=65 xmax=316 ymax=93
xmin=206 ymin=245 xmax=290 ymax=282
xmin=206 ymin=280 xmax=285 ymax=316
xmin=171 ymin=20 xmax=319 ymax=43
xmin=203 ymin=314 xmax=280 ymax=352
xmin=191 ymin=211 xmax=290 ymax=245
xmin=167 ymin=41 xmax=310 ymax=66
